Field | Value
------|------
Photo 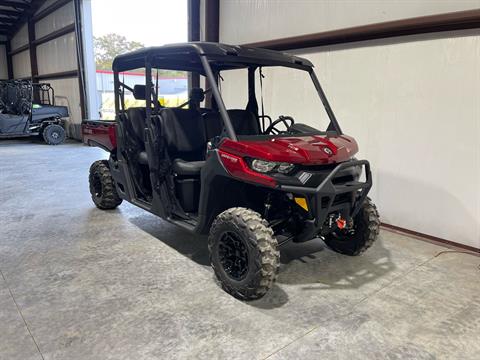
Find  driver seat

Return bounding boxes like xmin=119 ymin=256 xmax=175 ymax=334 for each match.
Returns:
xmin=204 ymin=109 xmax=260 ymax=140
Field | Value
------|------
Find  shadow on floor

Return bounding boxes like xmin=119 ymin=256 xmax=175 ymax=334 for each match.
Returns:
xmin=0 ymin=136 xmax=44 ymax=145
xmin=128 ymin=213 xmax=211 ymax=266
xmin=128 ymin=212 xmax=395 ymax=309
xmin=278 ymin=237 xmax=395 ymax=291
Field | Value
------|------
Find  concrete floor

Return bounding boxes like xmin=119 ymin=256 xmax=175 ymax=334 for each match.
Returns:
xmin=0 ymin=139 xmax=479 ymax=360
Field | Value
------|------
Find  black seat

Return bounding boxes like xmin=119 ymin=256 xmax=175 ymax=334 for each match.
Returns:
xmin=126 ymin=107 xmax=148 ymax=164
xmin=160 ymin=108 xmax=206 ymax=176
xmin=204 ymin=109 xmax=260 ymax=140
xmin=172 ymin=159 xmax=205 ymax=176
xmin=127 ymin=107 xmax=146 ymax=142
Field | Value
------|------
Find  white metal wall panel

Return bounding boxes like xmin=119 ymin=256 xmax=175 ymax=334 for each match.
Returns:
xmin=35 ymin=0 xmax=59 ymax=14
xmin=12 ymin=50 xmax=31 ymax=78
xmin=45 ymin=77 xmax=82 ymax=135
xmin=35 ymin=1 xmax=75 ymax=39
xmin=33 ymin=0 xmax=81 ymax=137
xmin=0 ymin=45 xmax=8 ymax=79
xmin=299 ymin=33 xmax=479 ymax=249
xmin=37 ymin=33 xmax=78 ymax=75
xmin=10 ymin=23 xmax=28 ymax=51
xmin=219 ymin=0 xmax=480 ymax=44
xmin=220 ymin=30 xmax=480 ymax=248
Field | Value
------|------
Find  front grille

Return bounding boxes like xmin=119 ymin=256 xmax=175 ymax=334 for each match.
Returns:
xmin=320 ymin=192 xmax=354 ymax=209
xmin=332 ymin=192 xmax=354 ymax=206
xmin=299 ymin=166 xmax=358 ymax=187
xmin=332 ymin=174 xmax=355 ymax=184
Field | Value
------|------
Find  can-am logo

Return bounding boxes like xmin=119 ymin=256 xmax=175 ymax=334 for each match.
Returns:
xmin=323 ymin=147 xmax=333 ymax=155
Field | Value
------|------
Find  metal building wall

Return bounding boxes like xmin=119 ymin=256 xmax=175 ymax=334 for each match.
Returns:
xmin=10 ymin=23 xmax=28 ymax=50
xmin=6 ymin=0 xmax=86 ymax=139
xmin=10 ymin=24 xmax=31 ymax=79
xmin=217 ymin=0 xmax=480 ymax=249
xmin=220 ymin=0 xmax=480 ymax=44
xmin=33 ymin=0 xmax=83 ymax=139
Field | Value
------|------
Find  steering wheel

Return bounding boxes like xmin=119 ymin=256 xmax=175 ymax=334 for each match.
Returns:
xmin=264 ymin=115 xmax=294 ymax=135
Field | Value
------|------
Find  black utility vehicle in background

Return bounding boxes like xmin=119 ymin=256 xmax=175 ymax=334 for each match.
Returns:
xmin=0 ymin=80 xmax=69 ymax=145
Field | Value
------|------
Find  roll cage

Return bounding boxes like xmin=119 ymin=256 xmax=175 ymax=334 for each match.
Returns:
xmin=112 ymin=42 xmax=342 ymax=139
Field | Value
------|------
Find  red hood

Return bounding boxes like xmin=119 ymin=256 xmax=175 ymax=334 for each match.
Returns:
xmin=219 ymin=135 xmax=358 ymax=165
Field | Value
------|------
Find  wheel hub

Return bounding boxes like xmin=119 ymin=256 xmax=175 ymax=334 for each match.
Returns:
xmin=218 ymin=232 xmax=249 ymax=280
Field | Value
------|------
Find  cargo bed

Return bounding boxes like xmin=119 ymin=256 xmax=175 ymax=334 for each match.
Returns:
xmin=82 ymin=119 xmax=117 ymax=151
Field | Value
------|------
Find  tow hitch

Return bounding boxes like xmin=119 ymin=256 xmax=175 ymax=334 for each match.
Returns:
xmin=327 ymin=213 xmax=350 ymax=231
xmin=336 ymin=217 xmax=347 ymax=230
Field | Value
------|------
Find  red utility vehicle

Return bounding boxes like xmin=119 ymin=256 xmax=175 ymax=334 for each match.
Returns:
xmin=83 ymin=43 xmax=379 ymax=300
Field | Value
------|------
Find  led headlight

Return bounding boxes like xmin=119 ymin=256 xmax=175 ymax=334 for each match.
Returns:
xmin=277 ymin=163 xmax=295 ymax=174
xmin=250 ymin=159 xmax=295 ymax=174
xmin=251 ymin=159 xmax=277 ymax=173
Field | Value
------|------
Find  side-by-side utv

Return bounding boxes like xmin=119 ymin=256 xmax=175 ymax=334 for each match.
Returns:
xmin=82 ymin=42 xmax=379 ymax=300
xmin=0 ymin=81 xmax=68 ymax=145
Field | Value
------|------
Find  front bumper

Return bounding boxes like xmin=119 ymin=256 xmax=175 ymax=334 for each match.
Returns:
xmin=278 ymin=159 xmax=372 ymax=242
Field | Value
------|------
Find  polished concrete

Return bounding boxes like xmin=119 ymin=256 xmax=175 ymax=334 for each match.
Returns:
xmin=0 ymin=139 xmax=479 ymax=360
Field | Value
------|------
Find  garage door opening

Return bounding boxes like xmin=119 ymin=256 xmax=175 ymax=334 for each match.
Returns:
xmin=90 ymin=0 xmax=188 ymax=120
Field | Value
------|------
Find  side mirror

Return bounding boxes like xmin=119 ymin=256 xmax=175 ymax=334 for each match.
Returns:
xmin=132 ymin=85 xmax=146 ymax=100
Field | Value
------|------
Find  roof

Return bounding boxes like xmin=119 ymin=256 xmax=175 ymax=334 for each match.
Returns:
xmin=0 ymin=0 xmax=45 ymax=37
xmin=112 ymin=42 xmax=314 ymax=73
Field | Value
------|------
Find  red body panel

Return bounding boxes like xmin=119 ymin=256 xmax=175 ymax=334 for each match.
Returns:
xmin=218 ymin=150 xmax=277 ymax=187
xmin=219 ymin=134 xmax=358 ymax=165
xmin=82 ymin=121 xmax=117 ymax=151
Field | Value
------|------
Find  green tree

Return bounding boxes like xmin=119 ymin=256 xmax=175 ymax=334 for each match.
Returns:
xmin=94 ymin=33 xmax=144 ymax=70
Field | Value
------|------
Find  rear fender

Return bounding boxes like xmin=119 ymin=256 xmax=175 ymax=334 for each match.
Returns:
xmin=82 ymin=120 xmax=117 ymax=152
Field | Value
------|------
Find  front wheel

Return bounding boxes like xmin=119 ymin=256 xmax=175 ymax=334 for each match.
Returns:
xmin=208 ymin=207 xmax=280 ymax=300
xmin=324 ymin=197 xmax=380 ymax=256
xmin=42 ymin=123 xmax=66 ymax=145
xmin=89 ymin=160 xmax=122 ymax=210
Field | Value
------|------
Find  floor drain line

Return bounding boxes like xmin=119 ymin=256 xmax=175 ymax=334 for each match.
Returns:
xmin=0 ymin=269 xmax=45 ymax=360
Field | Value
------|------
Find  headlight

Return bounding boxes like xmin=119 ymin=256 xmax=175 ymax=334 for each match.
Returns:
xmin=251 ymin=159 xmax=277 ymax=173
xmin=250 ymin=159 xmax=295 ymax=174
xmin=277 ymin=163 xmax=295 ymax=174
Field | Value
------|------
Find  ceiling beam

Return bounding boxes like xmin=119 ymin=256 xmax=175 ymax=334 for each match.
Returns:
xmin=245 ymin=8 xmax=480 ymax=51
xmin=0 ymin=8 xmax=22 ymax=16
xmin=0 ymin=14 xmax=19 ymax=20
xmin=0 ymin=1 xmax=30 ymax=9
xmin=8 ymin=0 xmax=45 ymax=37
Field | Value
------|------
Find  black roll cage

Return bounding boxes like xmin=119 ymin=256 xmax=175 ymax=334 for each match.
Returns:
xmin=112 ymin=43 xmax=342 ymax=140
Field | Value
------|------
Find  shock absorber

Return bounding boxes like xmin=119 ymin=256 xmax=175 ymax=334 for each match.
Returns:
xmin=263 ymin=193 xmax=272 ymax=219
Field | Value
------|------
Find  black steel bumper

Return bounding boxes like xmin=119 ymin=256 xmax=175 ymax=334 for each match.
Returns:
xmin=279 ymin=160 xmax=372 ymax=242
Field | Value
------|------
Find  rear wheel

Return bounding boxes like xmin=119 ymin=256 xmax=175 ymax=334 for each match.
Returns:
xmin=324 ymin=197 xmax=380 ymax=256
xmin=89 ymin=160 xmax=122 ymax=210
xmin=42 ymin=123 xmax=65 ymax=145
xmin=209 ymin=207 xmax=280 ymax=300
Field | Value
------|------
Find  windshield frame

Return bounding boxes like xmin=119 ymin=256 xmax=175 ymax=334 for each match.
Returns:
xmin=201 ymin=57 xmax=343 ymax=140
